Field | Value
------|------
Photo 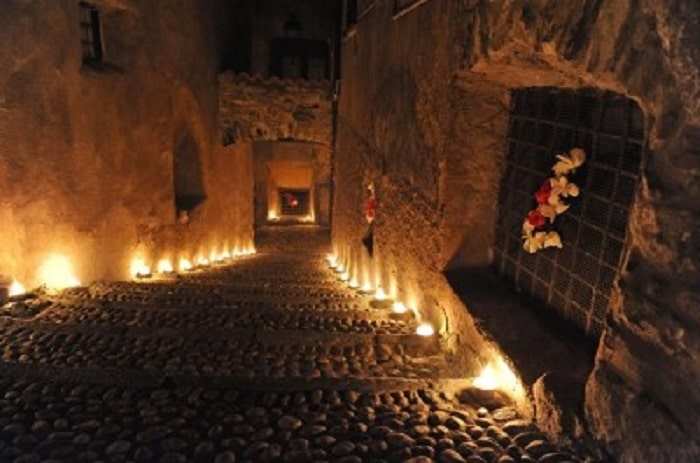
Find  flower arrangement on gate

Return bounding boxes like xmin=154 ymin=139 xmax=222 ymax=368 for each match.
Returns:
xmin=522 ymin=148 xmax=587 ymax=254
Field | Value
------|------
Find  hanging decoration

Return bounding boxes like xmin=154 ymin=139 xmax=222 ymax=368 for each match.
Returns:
xmin=522 ymin=148 xmax=586 ymax=254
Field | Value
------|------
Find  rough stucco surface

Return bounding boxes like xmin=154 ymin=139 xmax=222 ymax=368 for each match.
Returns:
xmin=219 ymin=73 xmax=333 ymax=146
xmin=334 ymin=0 xmax=700 ymax=460
xmin=0 ymin=0 xmax=254 ymax=286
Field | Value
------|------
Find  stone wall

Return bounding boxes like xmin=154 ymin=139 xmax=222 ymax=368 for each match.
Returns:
xmin=333 ymin=0 xmax=700 ymax=460
xmin=0 ymin=0 xmax=254 ymax=287
xmin=219 ymin=72 xmax=334 ymax=226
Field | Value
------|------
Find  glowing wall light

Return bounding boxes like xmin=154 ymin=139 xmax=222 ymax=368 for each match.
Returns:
xmin=37 ymin=254 xmax=80 ymax=290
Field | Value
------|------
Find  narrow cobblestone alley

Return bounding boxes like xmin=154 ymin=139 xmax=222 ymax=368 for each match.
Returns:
xmin=0 ymin=227 xmax=587 ymax=463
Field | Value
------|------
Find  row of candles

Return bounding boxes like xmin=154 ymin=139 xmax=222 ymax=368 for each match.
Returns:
xmin=325 ymin=253 xmax=435 ymax=337
xmin=325 ymin=252 xmax=522 ymax=396
xmin=5 ymin=245 xmax=257 ymax=299
xmin=129 ymin=246 xmax=257 ymax=279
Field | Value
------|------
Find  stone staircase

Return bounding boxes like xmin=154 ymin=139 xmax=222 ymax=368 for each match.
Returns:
xmin=0 ymin=226 xmax=590 ymax=462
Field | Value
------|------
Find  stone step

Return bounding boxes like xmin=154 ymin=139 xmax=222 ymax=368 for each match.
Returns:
xmin=0 ymin=321 xmax=442 ymax=381
xmin=37 ymin=303 xmax=415 ymax=335
xmin=0 ymin=372 xmax=582 ymax=463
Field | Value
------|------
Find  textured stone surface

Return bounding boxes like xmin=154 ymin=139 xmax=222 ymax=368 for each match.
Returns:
xmin=333 ymin=0 xmax=700 ymax=460
xmin=0 ymin=226 xmax=588 ymax=462
xmin=0 ymin=0 xmax=254 ymax=285
xmin=219 ymin=72 xmax=333 ymax=146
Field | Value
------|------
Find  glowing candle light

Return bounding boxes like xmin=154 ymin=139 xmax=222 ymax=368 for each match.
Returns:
xmin=361 ymin=281 xmax=373 ymax=293
xmin=38 ymin=255 xmax=81 ymax=290
xmin=374 ymin=287 xmax=387 ymax=301
xmin=9 ymin=280 xmax=26 ymax=297
xmin=179 ymin=258 xmax=193 ymax=272
xmin=339 ymin=271 xmax=350 ymax=282
xmin=473 ymin=365 xmax=499 ymax=391
xmin=392 ymin=301 xmax=408 ymax=314
xmin=348 ymin=277 xmax=359 ymax=289
xmin=221 ymin=250 xmax=232 ymax=261
xmin=326 ymin=254 xmax=337 ymax=268
xmin=416 ymin=322 xmax=435 ymax=337
xmin=196 ymin=256 xmax=210 ymax=267
xmin=130 ymin=258 xmax=152 ymax=279
xmin=157 ymin=259 xmax=174 ymax=274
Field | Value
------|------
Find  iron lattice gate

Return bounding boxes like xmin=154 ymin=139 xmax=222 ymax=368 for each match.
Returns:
xmin=279 ymin=189 xmax=311 ymax=216
xmin=493 ymin=87 xmax=645 ymax=336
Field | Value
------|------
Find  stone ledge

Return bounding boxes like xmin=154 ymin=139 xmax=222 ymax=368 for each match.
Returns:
xmin=446 ymin=268 xmax=596 ymax=444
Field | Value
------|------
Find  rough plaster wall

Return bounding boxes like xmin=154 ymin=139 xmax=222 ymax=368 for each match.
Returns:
xmin=0 ymin=0 xmax=254 ymax=286
xmin=334 ymin=0 xmax=700 ymax=460
xmin=333 ymin=0 xmax=493 ymax=377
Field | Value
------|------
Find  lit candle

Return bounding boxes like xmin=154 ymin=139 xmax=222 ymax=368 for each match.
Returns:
xmin=416 ymin=323 xmax=434 ymax=337
xmin=392 ymin=301 xmax=408 ymax=314
xmin=157 ymin=259 xmax=174 ymax=274
xmin=9 ymin=280 xmax=26 ymax=297
xmin=179 ymin=258 xmax=193 ymax=272
xmin=374 ymin=287 xmax=387 ymax=301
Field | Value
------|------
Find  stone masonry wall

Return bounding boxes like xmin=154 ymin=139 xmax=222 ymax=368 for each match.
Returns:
xmin=333 ymin=0 xmax=700 ymax=461
xmin=0 ymin=0 xmax=255 ymax=286
xmin=219 ymin=72 xmax=334 ymax=226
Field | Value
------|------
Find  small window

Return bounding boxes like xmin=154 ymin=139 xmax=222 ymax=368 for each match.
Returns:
xmin=79 ymin=2 xmax=103 ymax=64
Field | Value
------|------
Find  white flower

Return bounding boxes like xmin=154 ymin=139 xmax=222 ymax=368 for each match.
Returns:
xmin=552 ymin=148 xmax=587 ymax=176
xmin=523 ymin=231 xmax=546 ymax=254
xmin=522 ymin=219 xmax=535 ymax=234
xmin=544 ymin=232 xmax=563 ymax=249
xmin=538 ymin=204 xmax=559 ymax=222
xmin=550 ymin=176 xmax=580 ymax=198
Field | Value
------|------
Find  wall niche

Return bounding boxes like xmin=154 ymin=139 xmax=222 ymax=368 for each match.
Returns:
xmin=493 ymin=87 xmax=645 ymax=337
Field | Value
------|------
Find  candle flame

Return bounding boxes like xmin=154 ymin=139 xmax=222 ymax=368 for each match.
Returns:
xmin=157 ymin=259 xmax=174 ymax=274
xmin=179 ymin=258 xmax=193 ymax=272
xmin=9 ymin=280 xmax=26 ymax=297
xmin=196 ymin=256 xmax=210 ymax=267
xmin=374 ymin=287 xmax=387 ymax=301
xmin=130 ymin=258 xmax=152 ymax=279
xmin=473 ymin=365 xmax=499 ymax=391
xmin=38 ymin=254 xmax=81 ymax=290
xmin=472 ymin=359 xmax=520 ymax=395
xmin=392 ymin=301 xmax=408 ymax=314
xmin=416 ymin=323 xmax=434 ymax=337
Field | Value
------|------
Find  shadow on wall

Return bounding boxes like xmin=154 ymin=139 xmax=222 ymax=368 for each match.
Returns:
xmin=173 ymin=131 xmax=207 ymax=217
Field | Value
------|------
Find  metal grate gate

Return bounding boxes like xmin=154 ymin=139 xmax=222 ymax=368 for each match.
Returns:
xmin=493 ymin=87 xmax=645 ymax=337
xmin=279 ymin=189 xmax=311 ymax=216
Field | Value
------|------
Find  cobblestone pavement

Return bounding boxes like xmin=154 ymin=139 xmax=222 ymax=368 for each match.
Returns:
xmin=0 ymin=226 xmax=590 ymax=462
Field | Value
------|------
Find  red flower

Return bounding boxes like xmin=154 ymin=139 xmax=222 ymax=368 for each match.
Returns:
xmin=535 ymin=180 xmax=552 ymax=205
xmin=527 ymin=210 xmax=546 ymax=229
xmin=365 ymin=197 xmax=377 ymax=222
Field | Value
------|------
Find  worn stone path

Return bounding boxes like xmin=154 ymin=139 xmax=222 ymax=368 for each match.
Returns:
xmin=0 ymin=227 xmax=588 ymax=462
